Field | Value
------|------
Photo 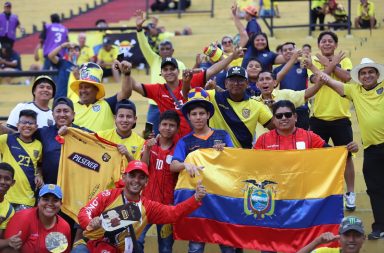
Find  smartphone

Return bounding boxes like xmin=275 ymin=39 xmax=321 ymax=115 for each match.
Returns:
xmin=143 ymin=122 xmax=154 ymax=139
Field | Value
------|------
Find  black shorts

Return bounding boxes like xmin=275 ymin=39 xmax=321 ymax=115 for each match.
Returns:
xmin=102 ymin=68 xmax=113 ymax=77
xmin=359 ymin=19 xmax=376 ymax=29
xmin=309 ymin=117 xmax=353 ymax=145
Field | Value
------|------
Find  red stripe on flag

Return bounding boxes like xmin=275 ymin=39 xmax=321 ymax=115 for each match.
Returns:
xmin=174 ymin=218 xmax=339 ymax=252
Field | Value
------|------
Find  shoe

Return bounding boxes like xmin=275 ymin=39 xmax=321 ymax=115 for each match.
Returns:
xmin=344 ymin=192 xmax=356 ymax=211
xmin=368 ymin=231 xmax=384 ymax=240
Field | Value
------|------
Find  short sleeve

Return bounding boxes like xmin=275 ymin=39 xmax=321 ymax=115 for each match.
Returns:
xmin=0 ymin=204 xmax=14 ymax=229
xmin=0 ymin=134 xmax=7 ymax=153
xmin=172 ymin=138 xmax=187 ymax=162
xmin=341 ymin=57 xmax=353 ymax=71
xmin=309 ymin=131 xmax=326 ymax=148
xmin=343 ymin=83 xmax=354 ymax=100
xmin=257 ymin=103 xmax=273 ymax=127
xmin=4 ymin=211 xmax=30 ymax=243
xmin=142 ymin=84 xmax=160 ymax=100
xmin=224 ymin=132 xmax=234 ymax=148
xmin=105 ymin=94 xmax=118 ymax=114
xmin=6 ymin=103 xmax=24 ymax=129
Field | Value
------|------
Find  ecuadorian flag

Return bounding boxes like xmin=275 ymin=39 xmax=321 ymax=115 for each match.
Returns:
xmin=174 ymin=147 xmax=347 ymax=252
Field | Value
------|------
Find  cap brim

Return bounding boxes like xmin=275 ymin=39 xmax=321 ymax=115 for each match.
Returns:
xmin=70 ymin=80 xmax=105 ymax=100
xmin=181 ymin=100 xmax=215 ymax=120
xmin=39 ymin=191 xmax=62 ymax=199
xmin=340 ymin=227 xmax=364 ymax=234
xmin=350 ymin=63 xmax=384 ymax=85
xmin=226 ymin=73 xmax=248 ymax=79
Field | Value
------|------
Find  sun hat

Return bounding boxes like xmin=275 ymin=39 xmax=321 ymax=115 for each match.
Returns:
xmin=70 ymin=62 xmax=105 ymax=100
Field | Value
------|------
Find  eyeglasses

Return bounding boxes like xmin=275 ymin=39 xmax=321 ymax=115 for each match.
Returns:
xmin=274 ymin=112 xmax=293 ymax=119
xmin=222 ymin=40 xmax=233 ymax=45
xmin=18 ymin=120 xmax=36 ymax=125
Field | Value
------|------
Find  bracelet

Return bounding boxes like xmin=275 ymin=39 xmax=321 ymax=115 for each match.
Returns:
xmin=125 ymin=71 xmax=131 ymax=76
xmin=136 ymin=28 xmax=143 ymax=32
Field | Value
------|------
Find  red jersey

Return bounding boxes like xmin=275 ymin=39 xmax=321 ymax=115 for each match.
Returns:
xmin=78 ymin=188 xmax=201 ymax=252
xmin=142 ymin=140 xmax=178 ymax=205
xmin=4 ymin=207 xmax=71 ymax=253
xmin=142 ymin=71 xmax=205 ymax=141
xmin=254 ymin=128 xmax=326 ymax=150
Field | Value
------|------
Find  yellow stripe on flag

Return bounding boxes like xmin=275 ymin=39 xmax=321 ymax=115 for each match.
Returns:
xmin=175 ymin=147 xmax=347 ymax=200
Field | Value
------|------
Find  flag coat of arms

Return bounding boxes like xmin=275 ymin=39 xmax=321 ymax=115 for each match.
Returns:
xmin=173 ymin=147 xmax=347 ymax=252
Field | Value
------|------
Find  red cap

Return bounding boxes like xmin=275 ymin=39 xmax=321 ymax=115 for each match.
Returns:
xmin=124 ymin=161 xmax=149 ymax=176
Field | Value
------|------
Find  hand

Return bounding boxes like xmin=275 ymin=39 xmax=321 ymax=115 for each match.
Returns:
xmin=72 ymin=66 xmax=80 ymax=80
xmin=213 ymin=142 xmax=226 ymax=151
xmin=195 ymin=53 xmax=203 ymax=66
xmin=316 ymin=232 xmax=340 ymax=244
xmin=292 ymin=49 xmax=302 ymax=60
xmin=116 ymin=60 xmax=132 ymax=75
xmin=86 ymin=217 xmax=101 ymax=231
xmin=34 ymin=174 xmax=44 ymax=188
xmin=117 ymin=144 xmax=129 ymax=156
xmin=61 ymin=42 xmax=77 ymax=49
xmin=145 ymin=135 xmax=159 ymax=151
xmin=58 ymin=126 xmax=69 ymax=136
xmin=8 ymin=231 xmax=23 ymax=250
xmin=301 ymin=54 xmax=312 ymax=69
xmin=182 ymin=69 xmax=194 ymax=84
xmin=194 ymin=180 xmax=207 ymax=201
xmin=232 ymin=46 xmax=244 ymax=60
xmin=231 ymin=2 xmax=238 ymax=17
xmin=331 ymin=51 xmax=346 ymax=65
xmin=319 ymin=72 xmax=331 ymax=84
xmin=315 ymin=53 xmax=330 ymax=67
xmin=205 ymin=77 xmax=216 ymax=90
xmin=185 ymin=163 xmax=204 ymax=178
xmin=135 ymin=9 xmax=146 ymax=29
xmin=346 ymin=142 xmax=359 ymax=153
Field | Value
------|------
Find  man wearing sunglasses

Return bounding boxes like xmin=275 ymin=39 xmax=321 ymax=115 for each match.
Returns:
xmin=254 ymin=100 xmax=358 ymax=152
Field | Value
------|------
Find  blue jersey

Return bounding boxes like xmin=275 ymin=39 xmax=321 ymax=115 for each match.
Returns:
xmin=273 ymin=62 xmax=308 ymax=110
xmin=172 ymin=129 xmax=233 ymax=162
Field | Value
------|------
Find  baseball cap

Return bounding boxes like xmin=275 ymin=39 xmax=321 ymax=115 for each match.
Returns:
xmin=124 ymin=161 xmax=149 ymax=176
xmin=226 ymin=66 xmax=248 ymax=79
xmin=244 ymin=5 xmax=258 ymax=17
xmin=103 ymin=37 xmax=113 ymax=46
xmin=161 ymin=57 xmax=178 ymax=69
xmin=53 ymin=97 xmax=74 ymax=111
xmin=4 ymin=2 xmax=11 ymax=7
xmin=32 ymin=75 xmax=56 ymax=98
xmin=39 ymin=184 xmax=63 ymax=199
xmin=339 ymin=216 xmax=365 ymax=234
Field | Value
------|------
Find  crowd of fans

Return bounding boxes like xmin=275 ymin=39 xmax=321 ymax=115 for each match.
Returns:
xmin=0 ymin=0 xmax=383 ymax=253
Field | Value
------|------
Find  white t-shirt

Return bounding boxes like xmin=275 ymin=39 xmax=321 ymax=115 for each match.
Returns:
xmin=6 ymin=102 xmax=54 ymax=129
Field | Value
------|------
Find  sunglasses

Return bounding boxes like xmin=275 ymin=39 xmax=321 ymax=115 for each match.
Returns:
xmin=274 ymin=112 xmax=293 ymax=119
xmin=222 ymin=40 xmax=233 ymax=45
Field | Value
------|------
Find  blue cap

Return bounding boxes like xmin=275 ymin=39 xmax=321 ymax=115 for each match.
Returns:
xmin=39 ymin=184 xmax=63 ymax=199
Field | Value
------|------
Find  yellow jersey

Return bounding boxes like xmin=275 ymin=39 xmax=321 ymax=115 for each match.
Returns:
xmin=0 ymin=134 xmax=42 ymax=206
xmin=312 ymin=247 xmax=340 ymax=253
xmin=96 ymin=129 xmax=145 ymax=167
xmin=74 ymin=100 xmax=115 ymax=132
xmin=309 ymin=57 xmax=352 ymax=120
xmin=207 ymin=90 xmax=272 ymax=148
xmin=57 ymin=128 xmax=124 ymax=222
xmin=344 ymin=81 xmax=384 ymax=149
xmin=97 ymin=46 xmax=119 ymax=69
xmin=0 ymin=199 xmax=14 ymax=230
xmin=78 ymin=46 xmax=95 ymax=66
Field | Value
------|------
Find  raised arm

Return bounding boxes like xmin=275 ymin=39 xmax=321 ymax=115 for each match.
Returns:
xmin=231 ymin=3 xmax=248 ymax=48
xmin=275 ymin=49 xmax=301 ymax=83
xmin=297 ymin=232 xmax=339 ymax=253
xmin=115 ymin=60 xmax=144 ymax=100
xmin=315 ymin=51 xmax=351 ymax=83
xmin=206 ymin=47 xmax=243 ymax=79
xmin=48 ymin=42 xmax=75 ymax=64
xmin=135 ymin=9 xmax=158 ymax=64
